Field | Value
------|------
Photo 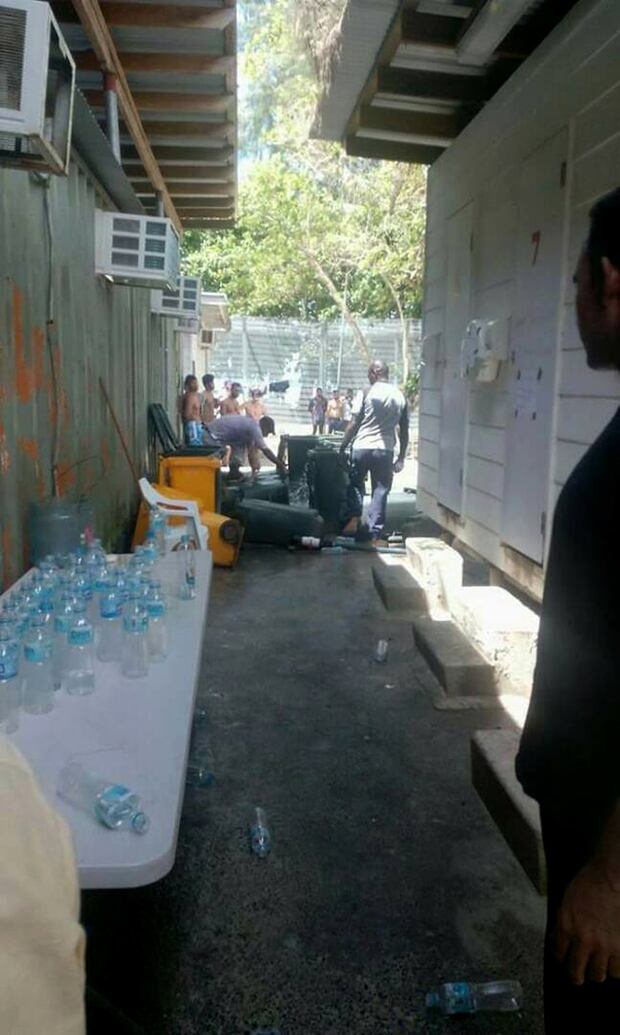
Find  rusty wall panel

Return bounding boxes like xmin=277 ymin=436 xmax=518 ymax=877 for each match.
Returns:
xmin=0 ymin=162 xmax=177 ymax=587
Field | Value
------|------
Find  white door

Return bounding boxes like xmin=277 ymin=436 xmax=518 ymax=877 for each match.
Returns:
xmin=502 ymin=129 xmax=568 ymax=563
xmin=438 ymin=202 xmax=473 ymax=514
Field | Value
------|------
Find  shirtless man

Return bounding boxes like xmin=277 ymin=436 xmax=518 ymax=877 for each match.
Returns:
xmin=181 ymin=375 xmax=202 ymax=445
xmin=200 ymin=373 xmax=219 ymax=424
xmin=220 ymin=382 xmax=242 ymax=416
xmin=244 ymin=389 xmax=267 ymax=474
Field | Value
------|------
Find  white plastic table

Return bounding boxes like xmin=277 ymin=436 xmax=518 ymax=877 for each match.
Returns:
xmin=8 ymin=551 xmax=212 ymax=889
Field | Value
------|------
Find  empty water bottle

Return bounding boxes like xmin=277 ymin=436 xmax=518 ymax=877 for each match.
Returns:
xmin=97 ymin=584 xmax=123 ymax=663
xmin=57 ymin=761 xmax=150 ymax=833
xmin=146 ymin=583 xmax=168 ymax=662
xmin=250 ymin=807 xmax=271 ymax=857
xmin=374 ymin=639 xmax=389 ymax=662
xmin=426 ymin=980 xmax=523 ymax=1016
xmin=121 ymin=601 xmax=149 ymax=678
xmin=0 ymin=628 xmax=20 ymax=733
xmin=53 ymin=592 xmax=78 ymax=691
xmin=22 ymin=614 xmax=54 ymax=715
xmin=176 ymin=534 xmax=196 ymax=600
xmin=64 ymin=603 xmax=95 ymax=696
xmin=149 ymin=506 xmax=167 ymax=557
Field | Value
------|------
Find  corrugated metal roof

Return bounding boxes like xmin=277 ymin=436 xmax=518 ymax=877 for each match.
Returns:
xmin=54 ymin=0 xmax=238 ymax=230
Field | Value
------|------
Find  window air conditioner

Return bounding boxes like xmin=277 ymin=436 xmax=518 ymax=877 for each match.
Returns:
xmin=151 ymin=275 xmax=202 ymax=319
xmin=95 ymin=211 xmax=180 ymax=289
xmin=0 ymin=0 xmax=75 ymax=175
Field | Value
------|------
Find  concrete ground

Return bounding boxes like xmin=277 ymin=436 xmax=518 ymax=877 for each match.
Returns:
xmin=83 ymin=546 xmax=545 ymax=1034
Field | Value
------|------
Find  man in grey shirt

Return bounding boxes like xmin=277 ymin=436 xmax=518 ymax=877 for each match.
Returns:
xmin=340 ymin=360 xmax=408 ymax=542
xmin=204 ymin=415 xmax=286 ymax=479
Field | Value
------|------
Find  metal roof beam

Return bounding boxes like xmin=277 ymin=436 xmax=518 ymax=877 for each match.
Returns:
xmin=128 ymin=165 xmax=234 ymax=182
xmin=67 ymin=0 xmax=182 ymax=233
xmin=75 ymin=51 xmax=234 ymax=74
xmin=86 ymin=91 xmax=232 ymax=113
xmin=345 ymin=134 xmax=444 ymax=164
xmin=136 ymin=182 xmax=233 ymax=197
xmin=357 ymin=103 xmax=460 ymax=142
xmin=56 ymin=2 xmax=236 ymax=29
xmin=121 ymin=143 xmax=234 ymax=162
xmin=456 ymin=0 xmax=541 ymax=66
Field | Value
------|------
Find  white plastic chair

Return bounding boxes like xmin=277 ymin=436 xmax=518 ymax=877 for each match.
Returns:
xmin=138 ymin=478 xmax=209 ymax=551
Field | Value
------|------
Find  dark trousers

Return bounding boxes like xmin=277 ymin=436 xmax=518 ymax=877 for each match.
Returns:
xmin=541 ymin=807 xmax=620 ymax=1032
xmin=352 ymin=449 xmax=393 ymax=537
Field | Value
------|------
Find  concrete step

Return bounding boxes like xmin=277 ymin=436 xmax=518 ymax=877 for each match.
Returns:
xmin=453 ymin=586 xmax=539 ymax=696
xmin=412 ymin=615 xmax=496 ymax=697
xmin=372 ymin=559 xmax=428 ymax=616
xmin=405 ymin=537 xmax=463 ymax=614
xmin=471 ymin=730 xmax=546 ymax=895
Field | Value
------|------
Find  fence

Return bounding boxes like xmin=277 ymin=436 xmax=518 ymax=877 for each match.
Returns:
xmin=207 ymin=316 xmax=422 ymax=425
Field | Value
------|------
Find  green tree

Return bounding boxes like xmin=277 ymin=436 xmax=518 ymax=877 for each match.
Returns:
xmin=183 ymin=0 xmax=427 ymax=375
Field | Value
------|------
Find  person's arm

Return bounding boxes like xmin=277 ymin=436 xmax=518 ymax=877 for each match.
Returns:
xmin=553 ymin=802 xmax=620 ymax=984
xmin=393 ymin=404 xmax=410 ymax=472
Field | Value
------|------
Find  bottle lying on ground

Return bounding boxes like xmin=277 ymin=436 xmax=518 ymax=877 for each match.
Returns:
xmin=426 ymin=980 xmax=523 ymax=1015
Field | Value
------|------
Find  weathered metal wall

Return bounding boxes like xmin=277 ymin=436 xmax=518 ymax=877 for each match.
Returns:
xmin=0 ymin=160 xmax=178 ymax=587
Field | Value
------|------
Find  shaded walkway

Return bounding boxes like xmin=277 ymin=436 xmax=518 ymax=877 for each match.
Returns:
xmin=84 ymin=548 xmax=544 ymax=1034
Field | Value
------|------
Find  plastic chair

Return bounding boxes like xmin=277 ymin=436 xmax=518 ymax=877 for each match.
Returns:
xmin=138 ymin=478 xmax=209 ymax=551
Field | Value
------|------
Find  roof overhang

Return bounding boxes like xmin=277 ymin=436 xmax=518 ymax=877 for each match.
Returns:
xmin=53 ymin=0 xmax=238 ymax=231
xmin=313 ymin=0 xmax=580 ymax=165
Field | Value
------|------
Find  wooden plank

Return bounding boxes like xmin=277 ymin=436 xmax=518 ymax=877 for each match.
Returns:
xmin=67 ymin=0 xmax=181 ymax=233
xmin=376 ymin=66 xmax=490 ymax=104
xmin=149 ymin=208 xmax=235 ymax=220
xmin=86 ymin=90 xmax=232 ymax=113
xmin=345 ymin=134 xmax=444 ymax=164
xmin=56 ymin=2 xmax=236 ymax=29
xmin=121 ymin=143 xmax=234 ymax=163
xmin=182 ymin=219 xmax=235 ymax=230
xmin=359 ymin=103 xmax=459 ymax=140
xmin=127 ymin=120 xmax=234 ymax=138
xmin=75 ymin=51 xmax=234 ymax=74
xmin=128 ymin=165 xmax=234 ymax=182
xmin=167 ymin=196 xmax=233 ymax=208
xmin=143 ymin=182 xmax=234 ymax=197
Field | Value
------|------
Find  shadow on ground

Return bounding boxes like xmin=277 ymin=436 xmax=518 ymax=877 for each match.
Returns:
xmin=83 ymin=547 xmax=544 ymax=1034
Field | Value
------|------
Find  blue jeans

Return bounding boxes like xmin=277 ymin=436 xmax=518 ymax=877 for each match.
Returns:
xmin=351 ymin=449 xmax=393 ymax=537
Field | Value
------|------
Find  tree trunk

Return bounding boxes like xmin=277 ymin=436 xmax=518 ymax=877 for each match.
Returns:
xmin=380 ymin=272 xmax=409 ymax=382
xmin=301 ymin=246 xmax=371 ymax=363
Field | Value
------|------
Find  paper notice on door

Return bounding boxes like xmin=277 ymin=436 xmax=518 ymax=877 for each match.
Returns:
xmin=515 ymin=367 xmax=539 ymax=419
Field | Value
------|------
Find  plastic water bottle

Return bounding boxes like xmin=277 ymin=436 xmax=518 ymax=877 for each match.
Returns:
xmin=425 ymin=980 xmax=523 ymax=1015
xmin=53 ymin=592 xmax=78 ymax=691
xmin=64 ymin=603 xmax=95 ymax=696
xmin=96 ymin=584 xmax=123 ymax=663
xmin=146 ymin=584 xmax=168 ymax=662
xmin=176 ymin=534 xmax=196 ymax=600
xmin=250 ymin=807 xmax=271 ymax=857
xmin=22 ymin=614 xmax=54 ymax=715
xmin=121 ymin=601 xmax=149 ymax=678
xmin=57 ymin=761 xmax=150 ymax=834
xmin=0 ymin=628 xmax=20 ymax=733
xmin=149 ymin=506 xmax=167 ymax=557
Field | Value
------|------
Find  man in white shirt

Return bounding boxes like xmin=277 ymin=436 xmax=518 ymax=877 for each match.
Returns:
xmin=340 ymin=360 xmax=408 ymax=542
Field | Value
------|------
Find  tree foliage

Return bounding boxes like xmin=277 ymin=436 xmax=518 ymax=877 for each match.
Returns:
xmin=183 ymin=0 xmax=427 ymax=333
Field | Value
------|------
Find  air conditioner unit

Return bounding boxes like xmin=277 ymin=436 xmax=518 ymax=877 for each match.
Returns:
xmin=151 ymin=275 xmax=202 ymax=319
xmin=95 ymin=211 xmax=180 ymax=289
xmin=0 ymin=0 xmax=75 ymax=175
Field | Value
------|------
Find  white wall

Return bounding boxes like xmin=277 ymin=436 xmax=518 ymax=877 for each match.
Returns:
xmin=419 ymin=0 xmax=620 ymax=598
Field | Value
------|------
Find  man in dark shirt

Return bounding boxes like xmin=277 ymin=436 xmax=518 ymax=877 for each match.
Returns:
xmin=516 ymin=187 xmax=620 ymax=1031
xmin=204 ymin=414 xmax=286 ymax=480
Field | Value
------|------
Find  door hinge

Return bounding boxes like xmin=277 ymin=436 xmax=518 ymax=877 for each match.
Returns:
xmin=560 ymin=161 xmax=567 ymax=188
xmin=541 ymin=510 xmax=547 ymax=544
